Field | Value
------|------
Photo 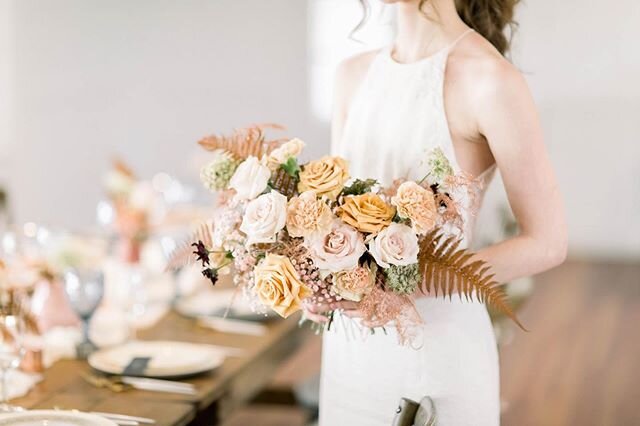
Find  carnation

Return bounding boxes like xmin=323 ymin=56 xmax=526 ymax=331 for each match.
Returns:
xmin=286 ymin=191 xmax=333 ymax=238
xmin=391 ymin=181 xmax=438 ymax=235
xmin=332 ymin=264 xmax=376 ymax=302
xmin=200 ymin=150 xmax=240 ymax=192
xmin=384 ymin=264 xmax=420 ymax=295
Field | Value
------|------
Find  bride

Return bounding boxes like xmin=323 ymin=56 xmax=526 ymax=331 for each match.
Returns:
xmin=312 ymin=0 xmax=567 ymax=425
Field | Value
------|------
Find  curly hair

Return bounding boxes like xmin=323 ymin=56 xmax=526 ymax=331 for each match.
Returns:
xmin=356 ymin=0 xmax=520 ymax=55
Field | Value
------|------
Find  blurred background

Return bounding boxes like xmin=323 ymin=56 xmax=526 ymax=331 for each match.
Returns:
xmin=0 ymin=1 xmax=638 ymax=425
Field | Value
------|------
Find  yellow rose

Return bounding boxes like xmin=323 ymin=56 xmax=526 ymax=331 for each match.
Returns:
xmin=337 ymin=193 xmax=395 ymax=234
xmin=391 ymin=181 xmax=438 ymax=234
xmin=254 ymin=254 xmax=312 ymax=318
xmin=298 ymin=156 xmax=349 ymax=199
xmin=286 ymin=190 xmax=333 ymax=238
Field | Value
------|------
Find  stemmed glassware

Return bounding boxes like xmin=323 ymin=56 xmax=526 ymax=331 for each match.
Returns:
xmin=62 ymin=268 xmax=104 ymax=359
xmin=0 ymin=302 xmax=26 ymax=412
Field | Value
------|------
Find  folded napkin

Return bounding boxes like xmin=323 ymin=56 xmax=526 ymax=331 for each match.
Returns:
xmin=1 ymin=369 xmax=42 ymax=401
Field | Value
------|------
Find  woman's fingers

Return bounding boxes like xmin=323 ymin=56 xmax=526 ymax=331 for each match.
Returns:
xmin=303 ymin=310 xmax=329 ymax=324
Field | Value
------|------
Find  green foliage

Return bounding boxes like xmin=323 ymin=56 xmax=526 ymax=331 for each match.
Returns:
xmin=341 ymin=179 xmax=378 ymax=196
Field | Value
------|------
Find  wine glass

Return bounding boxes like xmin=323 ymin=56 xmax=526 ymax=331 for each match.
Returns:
xmin=63 ymin=268 xmax=104 ymax=359
xmin=0 ymin=308 xmax=26 ymax=412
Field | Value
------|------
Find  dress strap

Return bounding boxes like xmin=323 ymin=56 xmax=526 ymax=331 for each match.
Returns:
xmin=446 ymin=28 xmax=475 ymax=51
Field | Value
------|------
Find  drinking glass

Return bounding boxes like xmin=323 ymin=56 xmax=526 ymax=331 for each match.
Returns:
xmin=63 ymin=268 xmax=104 ymax=359
xmin=0 ymin=309 xmax=26 ymax=412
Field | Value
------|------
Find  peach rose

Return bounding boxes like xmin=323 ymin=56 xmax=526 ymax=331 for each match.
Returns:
xmin=307 ymin=219 xmax=366 ymax=273
xmin=391 ymin=181 xmax=438 ymax=234
xmin=368 ymin=223 xmax=419 ymax=268
xmin=298 ymin=156 xmax=349 ymax=199
xmin=337 ymin=194 xmax=395 ymax=234
xmin=332 ymin=265 xmax=376 ymax=302
xmin=254 ymin=254 xmax=312 ymax=318
xmin=286 ymin=191 xmax=333 ymax=238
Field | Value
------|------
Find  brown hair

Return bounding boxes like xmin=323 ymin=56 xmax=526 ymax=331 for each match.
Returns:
xmin=356 ymin=0 xmax=520 ymax=55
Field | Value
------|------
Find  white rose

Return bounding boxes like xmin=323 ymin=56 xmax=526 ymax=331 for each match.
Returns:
xmin=240 ymin=191 xmax=288 ymax=245
xmin=229 ymin=156 xmax=271 ymax=200
xmin=264 ymin=138 xmax=305 ymax=170
xmin=368 ymin=223 xmax=419 ymax=268
xmin=307 ymin=219 xmax=366 ymax=273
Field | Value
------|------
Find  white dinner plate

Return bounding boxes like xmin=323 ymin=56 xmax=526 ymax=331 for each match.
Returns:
xmin=175 ymin=289 xmax=270 ymax=321
xmin=0 ymin=410 xmax=117 ymax=426
xmin=88 ymin=340 xmax=224 ymax=378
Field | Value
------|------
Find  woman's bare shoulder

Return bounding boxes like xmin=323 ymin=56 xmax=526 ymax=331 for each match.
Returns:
xmin=449 ymin=33 xmax=528 ymax=101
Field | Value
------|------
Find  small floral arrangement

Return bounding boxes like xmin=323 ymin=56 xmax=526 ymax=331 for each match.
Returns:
xmin=103 ymin=159 xmax=160 ymax=262
xmin=169 ymin=125 xmax=523 ymax=344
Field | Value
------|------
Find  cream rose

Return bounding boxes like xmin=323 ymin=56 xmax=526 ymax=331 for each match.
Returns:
xmin=240 ymin=191 xmax=287 ymax=245
xmin=254 ymin=254 xmax=312 ymax=318
xmin=265 ymin=138 xmax=305 ymax=170
xmin=391 ymin=181 xmax=438 ymax=234
xmin=368 ymin=223 xmax=419 ymax=268
xmin=337 ymin=193 xmax=395 ymax=234
xmin=306 ymin=219 xmax=366 ymax=273
xmin=229 ymin=156 xmax=271 ymax=200
xmin=286 ymin=191 xmax=333 ymax=238
xmin=298 ymin=156 xmax=349 ymax=199
xmin=332 ymin=265 xmax=376 ymax=302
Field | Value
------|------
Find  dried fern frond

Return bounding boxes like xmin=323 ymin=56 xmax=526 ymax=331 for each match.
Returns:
xmin=198 ymin=123 xmax=287 ymax=160
xmin=112 ymin=157 xmax=136 ymax=179
xmin=165 ymin=222 xmax=214 ymax=271
xmin=271 ymin=168 xmax=298 ymax=199
xmin=417 ymin=228 xmax=526 ymax=330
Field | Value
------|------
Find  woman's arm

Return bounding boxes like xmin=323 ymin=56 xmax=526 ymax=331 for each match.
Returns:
xmin=472 ymin=63 xmax=567 ymax=283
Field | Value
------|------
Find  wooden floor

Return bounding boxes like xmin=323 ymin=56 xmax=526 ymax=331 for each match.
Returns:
xmin=257 ymin=260 xmax=640 ymax=426
xmin=500 ymin=260 xmax=640 ymax=426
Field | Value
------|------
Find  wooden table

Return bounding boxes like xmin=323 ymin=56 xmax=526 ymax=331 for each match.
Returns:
xmin=13 ymin=311 xmax=309 ymax=426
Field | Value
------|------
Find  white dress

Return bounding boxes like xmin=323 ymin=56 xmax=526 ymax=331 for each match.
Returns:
xmin=319 ymin=30 xmax=500 ymax=426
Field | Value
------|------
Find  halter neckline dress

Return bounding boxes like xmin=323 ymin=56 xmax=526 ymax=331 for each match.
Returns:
xmin=319 ymin=29 xmax=500 ymax=426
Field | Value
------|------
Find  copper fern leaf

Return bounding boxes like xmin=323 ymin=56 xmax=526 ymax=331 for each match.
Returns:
xmin=418 ymin=228 xmax=526 ymax=330
xmin=165 ymin=222 xmax=214 ymax=271
xmin=198 ymin=123 xmax=287 ymax=159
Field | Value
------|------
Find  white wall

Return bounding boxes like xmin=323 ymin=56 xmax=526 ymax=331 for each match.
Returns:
xmin=3 ymin=0 xmax=328 ymax=229
xmin=509 ymin=0 xmax=640 ymax=258
xmin=2 ymin=0 xmax=639 ymax=258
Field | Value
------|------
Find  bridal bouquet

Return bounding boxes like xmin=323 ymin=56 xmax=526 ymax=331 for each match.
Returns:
xmin=169 ymin=124 xmax=523 ymax=343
